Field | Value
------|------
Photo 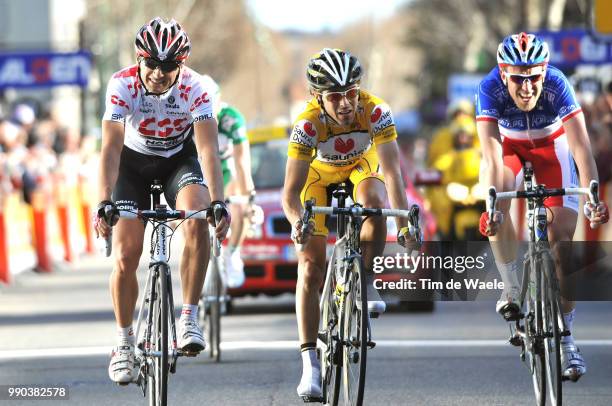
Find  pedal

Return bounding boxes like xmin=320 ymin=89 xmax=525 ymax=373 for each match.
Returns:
xmin=369 ymin=311 xmax=380 ymax=319
xmin=562 ymin=368 xmax=582 ymax=383
xmin=561 ymin=329 xmax=571 ymax=337
xmin=178 ymin=349 xmax=201 ymax=357
xmin=509 ymin=335 xmax=523 ymax=347
xmin=501 ymin=309 xmax=524 ymax=322
xmin=367 ymin=340 xmax=376 ymax=349
xmin=300 ymin=395 xmax=324 ymax=403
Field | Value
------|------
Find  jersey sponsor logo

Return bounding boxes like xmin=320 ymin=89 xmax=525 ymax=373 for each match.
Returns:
xmin=144 ymin=135 xmax=183 ymax=149
xmin=320 ymin=149 xmax=363 ymax=164
xmin=370 ymin=107 xmax=383 ymax=123
xmin=127 ymin=81 xmax=141 ymax=98
xmin=334 ymin=137 xmax=354 ymax=153
xmin=165 ymin=103 xmax=179 ymax=109
xmin=111 ymin=113 xmax=124 ymax=121
xmin=179 ymin=84 xmax=192 ymax=101
xmin=110 ymin=94 xmax=128 ymax=108
xmin=290 ymin=120 xmax=317 ymax=147
xmin=370 ymin=104 xmax=393 ymax=133
xmin=479 ymin=108 xmax=498 ymax=116
xmin=303 ymin=121 xmax=316 ymax=137
xmin=193 ymin=114 xmax=213 ymax=122
xmin=138 ymin=117 xmax=190 ymax=137
xmin=559 ymin=105 xmax=578 ymax=117
xmin=168 ymin=96 xmax=175 ymax=104
xmin=189 ymin=92 xmax=210 ymax=112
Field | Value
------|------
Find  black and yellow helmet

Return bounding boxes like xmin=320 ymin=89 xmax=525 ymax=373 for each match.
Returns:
xmin=306 ymin=48 xmax=362 ymax=92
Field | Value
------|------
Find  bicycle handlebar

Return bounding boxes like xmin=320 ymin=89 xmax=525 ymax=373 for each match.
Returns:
xmin=98 ymin=208 xmax=216 ymax=258
xmin=487 ymin=180 xmax=600 ymax=220
xmin=296 ymin=201 xmax=422 ymax=252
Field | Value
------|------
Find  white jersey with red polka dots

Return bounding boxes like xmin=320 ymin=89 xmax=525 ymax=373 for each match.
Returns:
xmin=102 ymin=65 xmax=215 ymax=158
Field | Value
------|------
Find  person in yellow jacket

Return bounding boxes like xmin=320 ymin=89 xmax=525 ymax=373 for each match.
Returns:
xmin=427 ymin=98 xmax=478 ymax=167
xmin=426 ymin=114 xmax=481 ymax=239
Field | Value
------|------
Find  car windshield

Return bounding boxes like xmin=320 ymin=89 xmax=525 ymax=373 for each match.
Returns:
xmin=250 ymin=139 xmax=288 ymax=189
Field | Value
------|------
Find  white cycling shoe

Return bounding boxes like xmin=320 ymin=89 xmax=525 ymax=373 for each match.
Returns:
xmin=366 ymin=282 xmax=386 ymax=318
xmin=297 ymin=360 xmax=322 ymax=401
xmin=496 ymin=285 xmax=522 ymax=321
xmin=178 ymin=318 xmax=206 ymax=353
xmin=108 ymin=344 xmax=135 ymax=384
xmin=224 ymin=249 xmax=245 ymax=288
xmin=561 ymin=342 xmax=587 ymax=382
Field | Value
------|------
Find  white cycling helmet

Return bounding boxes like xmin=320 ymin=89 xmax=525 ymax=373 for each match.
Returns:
xmin=306 ymin=48 xmax=362 ymax=91
xmin=135 ymin=17 xmax=191 ymax=62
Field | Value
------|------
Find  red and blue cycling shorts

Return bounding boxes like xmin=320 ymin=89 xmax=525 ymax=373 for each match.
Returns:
xmin=502 ymin=132 xmax=579 ymax=212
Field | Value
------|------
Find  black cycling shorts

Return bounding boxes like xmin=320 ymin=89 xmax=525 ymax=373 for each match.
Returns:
xmin=113 ymin=139 xmax=206 ymax=211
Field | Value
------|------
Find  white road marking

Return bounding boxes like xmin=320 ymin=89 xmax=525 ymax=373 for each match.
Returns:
xmin=1 ymin=339 xmax=612 ymax=360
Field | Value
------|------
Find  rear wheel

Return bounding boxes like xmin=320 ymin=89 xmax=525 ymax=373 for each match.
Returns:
xmin=342 ymin=257 xmax=367 ymax=406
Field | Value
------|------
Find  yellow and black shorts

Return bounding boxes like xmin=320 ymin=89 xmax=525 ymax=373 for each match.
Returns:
xmin=300 ymin=148 xmax=385 ymax=237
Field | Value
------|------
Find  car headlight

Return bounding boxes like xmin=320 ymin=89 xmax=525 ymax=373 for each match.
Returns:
xmin=446 ymin=182 xmax=470 ymax=202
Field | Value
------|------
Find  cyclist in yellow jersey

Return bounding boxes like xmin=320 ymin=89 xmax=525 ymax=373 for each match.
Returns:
xmin=282 ymin=48 xmax=418 ymax=400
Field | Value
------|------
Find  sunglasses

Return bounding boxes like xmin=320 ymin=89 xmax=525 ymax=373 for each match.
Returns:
xmin=506 ymin=72 xmax=544 ymax=85
xmin=322 ymin=87 xmax=360 ymax=103
xmin=142 ymin=57 xmax=181 ymax=73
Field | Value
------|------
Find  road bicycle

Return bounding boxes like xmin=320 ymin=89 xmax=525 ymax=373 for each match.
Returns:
xmin=300 ymin=183 xmax=421 ymax=406
xmin=198 ymin=194 xmax=262 ymax=362
xmin=101 ymin=181 xmax=220 ymax=406
xmin=487 ymin=162 xmax=600 ymax=406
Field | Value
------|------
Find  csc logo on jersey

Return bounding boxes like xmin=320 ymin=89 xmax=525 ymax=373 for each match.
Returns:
xmin=291 ymin=120 xmax=317 ymax=148
xmin=370 ymin=104 xmax=393 ymax=134
xmin=110 ymin=94 xmax=128 ymax=109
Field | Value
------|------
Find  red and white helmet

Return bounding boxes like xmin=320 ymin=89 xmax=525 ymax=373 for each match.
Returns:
xmin=134 ymin=17 xmax=191 ymax=62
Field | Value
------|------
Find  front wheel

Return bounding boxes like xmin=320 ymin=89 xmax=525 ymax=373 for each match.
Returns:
xmin=524 ymin=259 xmax=546 ymax=406
xmin=150 ymin=265 xmax=169 ymax=406
xmin=342 ymin=257 xmax=367 ymax=406
xmin=542 ymin=256 xmax=562 ymax=405
xmin=320 ymin=259 xmax=341 ymax=405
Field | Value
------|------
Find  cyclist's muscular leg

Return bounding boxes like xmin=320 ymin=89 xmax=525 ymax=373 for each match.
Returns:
xmin=176 ymin=184 xmax=210 ymax=305
xmin=110 ymin=219 xmax=145 ymax=328
xmin=489 ymin=166 xmax=521 ymax=319
xmin=547 ymin=207 xmax=578 ymax=313
xmin=296 ymin=236 xmax=327 ymax=344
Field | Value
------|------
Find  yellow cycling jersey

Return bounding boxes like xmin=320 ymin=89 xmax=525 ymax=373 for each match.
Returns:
xmin=287 ymin=90 xmax=397 ymax=172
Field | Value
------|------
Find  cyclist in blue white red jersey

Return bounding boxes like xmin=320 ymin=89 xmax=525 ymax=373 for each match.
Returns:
xmin=93 ymin=17 xmax=230 ymax=384
xmin=476 ymin=32 xmax=609 ymax=382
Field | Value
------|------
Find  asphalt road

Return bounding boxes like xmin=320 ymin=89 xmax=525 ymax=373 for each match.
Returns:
xmin=1 ymin=255 xmax=611 ymax=406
